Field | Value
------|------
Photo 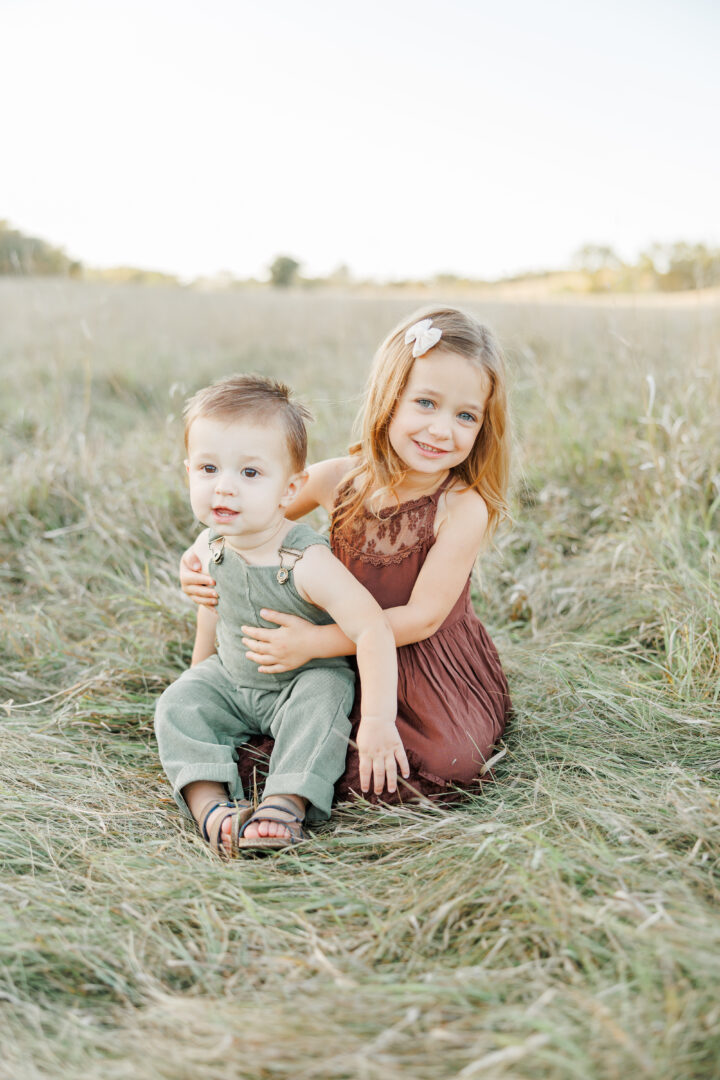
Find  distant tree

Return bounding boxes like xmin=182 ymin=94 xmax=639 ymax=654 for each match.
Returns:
xmin=573 ymin=244 xmax=622 ymax=275
xmin=0 ymin=220 xmax=79 ymax=276
xmin=637 ymin=242 xmax=720 ymax=291
xmin=269 ymin=255 xmax=301 ymax=287
xmin=572 ymin=244 xmax=624 ymax=291
xmin=663 ymin=242 xmax=720 ymax=290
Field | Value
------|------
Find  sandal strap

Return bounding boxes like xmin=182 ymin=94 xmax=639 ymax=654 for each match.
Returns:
xmin=199 ymin=800 xmax=233 ymax=843
xmin=239 ymin=800 xmax=306 ymax=843
xmin=198 ymin=799 xmax=252 ymax=854
xmin=256 ymin=794 xmax=306 ymax=820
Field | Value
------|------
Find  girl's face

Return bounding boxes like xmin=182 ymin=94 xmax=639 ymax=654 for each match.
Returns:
xmin=388 ymin=350 xmax=490 ymax=477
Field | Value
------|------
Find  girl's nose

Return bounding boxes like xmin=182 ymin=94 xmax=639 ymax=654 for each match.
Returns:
xmin=428 ymin=413 xmax=452 ymax=439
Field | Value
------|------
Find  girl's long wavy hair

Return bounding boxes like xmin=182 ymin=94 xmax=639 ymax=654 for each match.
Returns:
xmin=334 ymin=307 xmax=510 ymax=539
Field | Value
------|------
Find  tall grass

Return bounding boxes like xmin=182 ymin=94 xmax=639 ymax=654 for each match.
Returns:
xmin=1 ymin=279 xmax=718 ymax=1078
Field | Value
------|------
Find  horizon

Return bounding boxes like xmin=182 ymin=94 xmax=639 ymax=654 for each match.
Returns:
xmin=4 ymin=218 xmax=717 ymax=290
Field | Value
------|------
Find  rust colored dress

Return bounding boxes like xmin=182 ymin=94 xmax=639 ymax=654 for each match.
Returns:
xmin=330 ymin=477 xmax=510 ymax=802
xmin=236 ymin=477 xmax=511 ymax=805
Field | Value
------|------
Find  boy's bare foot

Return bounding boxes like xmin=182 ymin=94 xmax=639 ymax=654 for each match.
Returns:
xmin=240 ymin=793 xmax=307 ymax=843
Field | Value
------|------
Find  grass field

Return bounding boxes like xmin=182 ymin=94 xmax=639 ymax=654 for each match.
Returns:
xmin=1 ymin=278 xmax=719 ymax=1079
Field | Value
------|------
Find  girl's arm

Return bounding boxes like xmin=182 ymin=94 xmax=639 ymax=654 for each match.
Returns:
xmin=179 ymin=456 xmax=353 ymax=606
xmin=243 ymin=488 xmax=489 ymax=668
xmin=285 ymin=456 xmax=353 ymax=518
xmin=293 ymin=545 xmax=407 ymax=796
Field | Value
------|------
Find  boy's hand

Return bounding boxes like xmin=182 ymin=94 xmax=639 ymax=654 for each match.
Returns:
xmin=241 ymin=610 xmax=319 ymax=673
xmin=180 ymin=548 xmax=218 ymax=607
xmin=356 ymin=717 xmax=410 ymax=795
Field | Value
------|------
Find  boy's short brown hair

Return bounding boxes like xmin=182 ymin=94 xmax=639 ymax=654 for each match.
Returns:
xmin=183 ymin=374 xmax=312 ymax=473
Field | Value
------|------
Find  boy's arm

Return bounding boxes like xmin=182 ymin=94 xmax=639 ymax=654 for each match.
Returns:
xmin=294 ymin=546 xmax=406 ymax=795
xmin=184 ymin=530 xmax=217 ymax=665
xmin=180 ymin=529 xmax=218 ymax=607
xmin=192 ymin=603 xmax=218 ymax=666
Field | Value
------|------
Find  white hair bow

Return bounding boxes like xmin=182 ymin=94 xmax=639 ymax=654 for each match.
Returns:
xmin=404 ymin=318 xmax=442 ymax=358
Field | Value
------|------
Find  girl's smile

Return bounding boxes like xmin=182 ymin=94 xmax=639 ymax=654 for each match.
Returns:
xmin=389 ymin=350 xmax=490 ymax=481
xmin=412 ymin=440 xmax=450 ymax=457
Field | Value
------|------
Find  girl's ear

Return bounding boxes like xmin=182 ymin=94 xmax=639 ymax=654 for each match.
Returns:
xmin=280 ymin=469 xmax=309 ymax=508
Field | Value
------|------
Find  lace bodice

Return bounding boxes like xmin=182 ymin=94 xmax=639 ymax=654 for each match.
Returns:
xmin=330 ymin=477 xmax=452 ymax=568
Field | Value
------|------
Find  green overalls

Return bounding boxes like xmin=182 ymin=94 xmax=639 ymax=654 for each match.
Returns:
xmin=155 ymin=523 xmax=355 ymax=822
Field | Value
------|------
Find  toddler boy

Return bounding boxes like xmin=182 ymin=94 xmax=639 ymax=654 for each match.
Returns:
xmin=155 ymin=374 xmax=405 ymax=853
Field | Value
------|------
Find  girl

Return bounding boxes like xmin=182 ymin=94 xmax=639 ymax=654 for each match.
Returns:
xmin=180 ymin=307 xmax=511 ymax=805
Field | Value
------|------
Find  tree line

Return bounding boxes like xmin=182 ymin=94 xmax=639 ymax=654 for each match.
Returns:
xmin=572 ymin=242 xmax=720 ymax=292
xmin=2 ymin=221 xmax=719 ymax=292
xmin=0 ymin=220 xmax=81 ymax=276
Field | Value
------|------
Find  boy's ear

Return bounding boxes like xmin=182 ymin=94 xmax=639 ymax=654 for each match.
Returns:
xmin=184 ymin=459 xmax=190 ymax=475
xmin=280 ymin=469 xmax=308 ymax=507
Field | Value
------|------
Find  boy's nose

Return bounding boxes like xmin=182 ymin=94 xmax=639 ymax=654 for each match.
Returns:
xmin=214 ymin=474 xmax=237 ymax=496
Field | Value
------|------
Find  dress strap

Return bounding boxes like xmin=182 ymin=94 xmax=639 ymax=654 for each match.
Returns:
xmin=430 ymin=473 xmax=456 ymax=503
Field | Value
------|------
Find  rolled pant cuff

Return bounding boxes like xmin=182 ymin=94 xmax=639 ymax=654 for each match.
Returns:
xmin=262 ymin=771 xmax=336 ymax=823
xmin=173 ymin=764 xmax=247 ymax=819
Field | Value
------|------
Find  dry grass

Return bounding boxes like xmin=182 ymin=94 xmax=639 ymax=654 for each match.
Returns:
xmin=1 ymin=279 xmax=719 ymax=1078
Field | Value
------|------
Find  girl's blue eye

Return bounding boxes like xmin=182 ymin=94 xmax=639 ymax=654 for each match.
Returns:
xmin=241 ymin=467 xmax=259 ymax=478
xmin=458 ymin=412 xmax=477 ymax=423
xmin=417 ymin=398 xmax=435 ymax=409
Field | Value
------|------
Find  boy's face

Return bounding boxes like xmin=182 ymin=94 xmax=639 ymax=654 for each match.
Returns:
xmin=185 ymin=415 xmax=304 ymax=544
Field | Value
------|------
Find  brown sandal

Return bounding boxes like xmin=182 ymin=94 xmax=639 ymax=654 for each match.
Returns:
xmin=198 ymin=799 xmax=254 ymax=857
xmin=236 ymin=795 xmax=307 ymax=851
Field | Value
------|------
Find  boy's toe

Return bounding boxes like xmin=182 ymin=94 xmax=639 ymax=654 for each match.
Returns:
xmin=267 ymin=821 xmax=290 ymax=839
xmin=235 ymin=796 xmax=307 ymax=849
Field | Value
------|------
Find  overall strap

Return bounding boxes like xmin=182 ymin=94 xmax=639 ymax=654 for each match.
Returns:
xmin=208 ymin=534 xmax=226 ymax=563
xmin=276 ymin=545 xmax=305 ymax=584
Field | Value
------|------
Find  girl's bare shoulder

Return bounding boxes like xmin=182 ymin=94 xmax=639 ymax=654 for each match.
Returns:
xmin=437 ymin=482 xmax=489 ymax=537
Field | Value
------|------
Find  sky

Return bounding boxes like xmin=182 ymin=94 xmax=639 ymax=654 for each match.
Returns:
xmin=2 ymin=0 xmax=718 ymax=281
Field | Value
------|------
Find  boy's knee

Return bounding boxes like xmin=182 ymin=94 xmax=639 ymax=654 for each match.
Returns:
xmin=154 ymin=678 xmax=190 ymax=740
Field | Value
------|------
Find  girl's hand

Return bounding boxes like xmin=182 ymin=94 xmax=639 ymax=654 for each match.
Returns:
xmin=356 ymin=718 xmax=410 ymax=795
xmin=241 ymin=610 xmax=320 ymax=673
xmin=180 ymin=547 xmax=218 ymax=607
